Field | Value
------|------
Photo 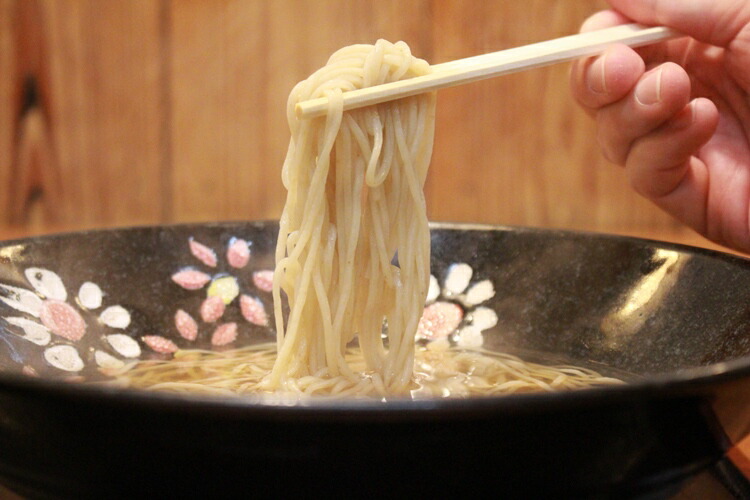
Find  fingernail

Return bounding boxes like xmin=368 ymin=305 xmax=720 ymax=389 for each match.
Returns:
xmin=673 ymin=100 xmax=697 ymax=130
xmin=587 ymin=54 xmax=608 ymax=94
xmin=635 ymin=67 xmax=663 ymax=105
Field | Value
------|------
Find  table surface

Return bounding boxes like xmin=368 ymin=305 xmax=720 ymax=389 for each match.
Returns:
xmin=0 ymin=223 xmax=749 ymax=481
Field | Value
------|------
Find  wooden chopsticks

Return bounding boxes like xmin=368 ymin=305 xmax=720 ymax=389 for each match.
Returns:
xmin=295 ymin=23 xmax=679 ymax=120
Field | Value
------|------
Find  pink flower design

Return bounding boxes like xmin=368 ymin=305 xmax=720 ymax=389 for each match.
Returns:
xmin=417 ymin=263 xmax=499 ymax=348
xmin=200 ymin=296 xmax=226 ymax=323
xmin=174 ymin=309 xmax=198 ymax=341
xmin=143 ymin=335 xmax=178 ymax=354
xmin=240 ymin=295 xmax=268 ymax=327
xmin=211 ymin=323 xmax=238 ymax=346
xmin=189 ymin=239 xmax=218 ymax=267
xmin=166 ymin=236 xmax=274 ymax=352
xmin=172 ymin=269 xmax=211 ymax=290
xmin=227 ymin=239 xmax=250 ymax=268
xmin=417 ymin=302 xmax=463 ymax=340
xmin=252 ymin=270 xmax=274 ymax=293
xmin=40 ymin=300 xmax=87 ymax=341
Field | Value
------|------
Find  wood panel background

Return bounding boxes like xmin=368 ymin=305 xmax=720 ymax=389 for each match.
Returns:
xmin=0 ymin=0 xmax=707 ymax=245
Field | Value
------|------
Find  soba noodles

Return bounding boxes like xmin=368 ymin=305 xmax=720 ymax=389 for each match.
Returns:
xmin=106 ymin=40 xmax=622 ymax=398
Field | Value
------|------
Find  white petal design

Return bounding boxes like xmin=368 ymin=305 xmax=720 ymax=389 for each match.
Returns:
xmin=0 ymin=284 xmax=43 ymax=317
xmin=5 ymin=317 xmax=51 ymax=345
xmin=444 ymin=263 xmax=472 ymax=296
xmin=106 ymin=334 xmax=141 ymax=358
xmin=426 ymin=275 xmax=440 ymax=303
xmin=25 ymin=268 xmax=67 ymax=301
xmin=470 ymin=307 xmax=499 ymax=331
xmin=455 ymin=326 xmax=484 ymax=348
xmin=44 ymin=345 xmax=84 ymax=372
xmin=78 ymin=282 xmax=103 ymax=309
xmin=99 ymin=306 xmax=131 ymax=329
xmin=464 ymin=279 xmax=496 ymax=306
xmin=95 ymin=350 xmax=125 ymax=370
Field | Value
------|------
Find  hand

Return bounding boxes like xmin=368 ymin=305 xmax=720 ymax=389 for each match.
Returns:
xmin=570 ymin=0 xmax=750 ymax=252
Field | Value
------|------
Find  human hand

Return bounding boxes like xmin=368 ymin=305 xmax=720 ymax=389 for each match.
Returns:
xmin=570 ymin=0 xmax=750 ymax=252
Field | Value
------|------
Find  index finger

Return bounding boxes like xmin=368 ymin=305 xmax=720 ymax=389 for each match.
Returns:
xmin=608 ymin=0 xmax=750 ymax=48
xmin=570 ymin=10 xmax=646 ymax=111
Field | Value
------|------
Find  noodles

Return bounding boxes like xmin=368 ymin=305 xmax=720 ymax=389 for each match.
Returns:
xmin=106 ymin=343 xmax=623 ymax=399
xmin=269 ymin=40 xmax=435 ymax=394
xmin=101 ymin=40 xmax=626 ymax=399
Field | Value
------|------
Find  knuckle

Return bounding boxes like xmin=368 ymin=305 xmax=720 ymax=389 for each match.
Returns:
xmin=627 ymin=169 xmax=651 ymax=198
xmin=596 ymin=118 xmax=627 ymax=166
xmin=625 ymin=160 xmax=670 ymax=199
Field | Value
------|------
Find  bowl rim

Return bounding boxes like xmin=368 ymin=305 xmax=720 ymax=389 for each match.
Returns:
xmin=0 ymin=220 xmax=749 ymax=415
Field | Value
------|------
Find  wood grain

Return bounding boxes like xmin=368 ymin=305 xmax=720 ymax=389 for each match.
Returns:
xmin=0 ymin=0 xmax=165 ymax=231
xmin=0 ymin=0 xmax=15 ymax=222
xmin=0 ymin=0 xmax=703 ymax=240
xmin=426 ymin=0 xmax=681 ymax=233
xmin=168 ymin=0 xmax=433 ymax=222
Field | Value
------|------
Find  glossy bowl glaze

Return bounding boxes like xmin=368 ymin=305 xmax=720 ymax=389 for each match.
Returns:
xmin=1 ymin=221 xmax=750 ymax=498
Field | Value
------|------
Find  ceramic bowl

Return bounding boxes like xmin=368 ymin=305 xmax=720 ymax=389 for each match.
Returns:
xmin=2 ymin=221 xmax=750 ymax=497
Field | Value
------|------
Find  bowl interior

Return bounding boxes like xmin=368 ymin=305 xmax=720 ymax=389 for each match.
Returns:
xmin=1 ymin=221 xmax=750 ymax=387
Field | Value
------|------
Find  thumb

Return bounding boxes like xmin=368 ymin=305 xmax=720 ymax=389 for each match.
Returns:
xmin=608 ymin=0 xmax=750 ymax=47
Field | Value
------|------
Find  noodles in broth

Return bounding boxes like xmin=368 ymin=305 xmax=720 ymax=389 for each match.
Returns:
xmin=109 ymin=40 xmax=622 ymax=398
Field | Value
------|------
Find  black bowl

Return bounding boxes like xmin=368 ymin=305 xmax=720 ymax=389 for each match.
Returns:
xmin=1 ymin=221 xmax=750 ymax=498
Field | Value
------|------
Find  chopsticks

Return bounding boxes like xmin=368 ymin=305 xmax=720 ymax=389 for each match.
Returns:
xmin=295 ymin=23 xmax=680 ymax=120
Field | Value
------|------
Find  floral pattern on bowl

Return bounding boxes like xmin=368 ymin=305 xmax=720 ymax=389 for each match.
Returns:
xmin=0 ymin=268 xmax=138 ymax=375
xmin=417 ymin=262 xmax=498 ymax=349
xmin=144 ymin=237 xmax=276 ymax=353
xmin=0 ymin=224 xmax=501 ymax=382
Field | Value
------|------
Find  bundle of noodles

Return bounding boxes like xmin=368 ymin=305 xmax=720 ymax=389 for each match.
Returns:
xmin=268 ymin=40 xmax=436 ymax=394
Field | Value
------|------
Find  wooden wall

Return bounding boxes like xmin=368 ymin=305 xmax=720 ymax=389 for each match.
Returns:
xmin=0 ymin=0 xmax=698 ymax=242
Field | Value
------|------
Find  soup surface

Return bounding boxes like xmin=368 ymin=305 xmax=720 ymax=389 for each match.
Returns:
xmin=104 ymin=343 xmax=623 ymax=399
